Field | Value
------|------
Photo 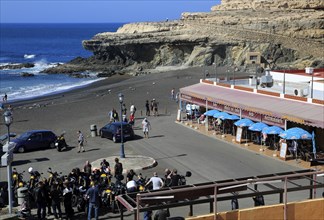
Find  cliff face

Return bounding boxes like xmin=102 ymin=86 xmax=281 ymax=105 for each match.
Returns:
xmin=45 ymin=0 xmax=324 ymax=75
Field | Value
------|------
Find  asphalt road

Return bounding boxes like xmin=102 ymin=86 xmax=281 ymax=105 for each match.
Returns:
xmin=0 ymin=67 xmax=319 ymax=219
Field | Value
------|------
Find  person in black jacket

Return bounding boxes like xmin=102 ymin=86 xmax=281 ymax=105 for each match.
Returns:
xmin=50 ymin=183 xmax=62 ymax=220
xmin=34 ymin=181 xmax=46 ymax=220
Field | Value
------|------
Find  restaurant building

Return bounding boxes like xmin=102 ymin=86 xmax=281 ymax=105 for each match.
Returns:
xmin=179 ymin=69 xmax=324 ymax=150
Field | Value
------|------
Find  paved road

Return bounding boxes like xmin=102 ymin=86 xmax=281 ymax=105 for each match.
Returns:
xmin=0 ymin=67 xmax=318 ymax=219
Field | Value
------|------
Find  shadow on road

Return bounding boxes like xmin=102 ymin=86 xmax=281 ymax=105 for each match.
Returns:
xmin=62 ymin=145 xmax=76 ymax=152
xmin=155 ymin=153 xmax=187 ymax=160
xmin=12 ymin=157 xmax=50 ymax=166
xmin=83 ymin=148 xmax=100 ymax=153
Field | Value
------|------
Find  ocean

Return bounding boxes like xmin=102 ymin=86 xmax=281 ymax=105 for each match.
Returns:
xmin=0 ymin=23 xmax=124 ymax=102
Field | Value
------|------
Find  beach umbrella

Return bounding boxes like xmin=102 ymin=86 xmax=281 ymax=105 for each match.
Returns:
xmin=312 ymin=131 xmax=316 ymax=159
xmin=204 ymin=109 xmax=219 ymax=116
xmin=234 ymin=118 xmax=254 ymax=127
xmin=248 ymin=122 xmax=268 ymax=132
xmin=221 ymin=114 xmax=240 ymax=120
xmin=262 ymin=126 xmax=284 ymax=135
xmin=213 ymin=111 xmax=229 ymax=118
xmin=218 ymin=113 xmax=233 ymax=120
xmin=279 ymin=127 xmax=312 ymax=140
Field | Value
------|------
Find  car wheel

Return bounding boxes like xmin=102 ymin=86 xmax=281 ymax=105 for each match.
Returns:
xmin=113 ymin=136 xmax=117 ymax=143
xmin=17 ymin=146 xmax=25 ymax=153
xmin=49 ymin=142 xmax=55 ymax=149
xmin=100 ymin=130 xmax=104 ymax=138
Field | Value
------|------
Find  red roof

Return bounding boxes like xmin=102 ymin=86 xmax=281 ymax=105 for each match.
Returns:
xmin=180 ymin=83 xmax=324 ymax=128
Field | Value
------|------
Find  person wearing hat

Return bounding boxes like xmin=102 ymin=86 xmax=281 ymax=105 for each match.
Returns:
xmin=142 ymin=118 xmax=151 ymax=138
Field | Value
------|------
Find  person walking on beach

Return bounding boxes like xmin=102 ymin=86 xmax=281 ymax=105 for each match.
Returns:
xmin=142 ymin=118 xmax=151 ymax=138
xmin=77 ymin=130 xmax=85 ymax=153
xmin=171 ymin=88 xmax=175 ymax=100
xmin=2 ymin=93 xmax=7 ymax=102
xmin=129 ymin=113 xmax=135 ymax=127
xmin=152 ymin=99 xmax=158 ymax=116
xmin=130 ymin=103 xmax=136 ymax=116
xmin=145 ymin=100 xmax=150 ymax=116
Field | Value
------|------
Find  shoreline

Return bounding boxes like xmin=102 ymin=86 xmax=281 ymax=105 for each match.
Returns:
xmin=3 ymin=74 xmax=132 ymax=108
xmin=0 ymin=66 xmax=205 ymax=138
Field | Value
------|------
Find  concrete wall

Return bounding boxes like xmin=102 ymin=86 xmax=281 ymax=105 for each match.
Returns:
xmin=186 ymin=198 xmax=324 ymax=220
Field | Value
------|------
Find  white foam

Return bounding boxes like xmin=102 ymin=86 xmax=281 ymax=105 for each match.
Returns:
xmin=6 ymin=78 xmax=104 ymax=101
xmin=24 ymin=54 xmax=36 ymax=59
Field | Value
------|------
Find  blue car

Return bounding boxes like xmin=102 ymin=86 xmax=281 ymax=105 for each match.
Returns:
xmin=11 ymin=130 xmax=57 ymax=153
xmin=99 ymin=122 xmax=134 ymax=143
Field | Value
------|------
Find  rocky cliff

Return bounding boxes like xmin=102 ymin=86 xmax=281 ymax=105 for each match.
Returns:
xmin=44 ymin=0 xmax=324 ymax=76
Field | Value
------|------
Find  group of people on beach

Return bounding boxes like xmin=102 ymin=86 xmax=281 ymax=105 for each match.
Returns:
xmin=145 ymin=98 xmax=159 ymax=117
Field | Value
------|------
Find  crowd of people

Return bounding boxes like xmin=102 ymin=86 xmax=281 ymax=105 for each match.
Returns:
xmin=5 ymin=155 xmax=189 ymax=220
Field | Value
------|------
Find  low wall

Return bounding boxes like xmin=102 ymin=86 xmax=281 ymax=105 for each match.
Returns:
xmin=186 ymin=198 xmax=324 ymax=220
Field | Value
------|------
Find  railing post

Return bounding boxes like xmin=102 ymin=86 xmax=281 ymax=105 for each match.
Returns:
xmin=189 ymin=204 xmax=193 ymax=216
xmin=214 ymin=186 xmax=218 ymax=220
xmin=210 ymin=201 xmax=214 ymax=213
xmin=284 ymin=177 xmax=288 ymax=220
xmin=136 ymin=194 xmax=140 ymax=220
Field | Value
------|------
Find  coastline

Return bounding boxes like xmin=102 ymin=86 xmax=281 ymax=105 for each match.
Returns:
xmin=0 ymin=67 xmax=204 ymax=140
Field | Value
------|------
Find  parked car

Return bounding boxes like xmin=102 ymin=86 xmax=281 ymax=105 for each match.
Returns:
xmin=11 ymin=130 xmax=57 ymax=153
xmin=99 ymin=122 xmax=134 ymax=143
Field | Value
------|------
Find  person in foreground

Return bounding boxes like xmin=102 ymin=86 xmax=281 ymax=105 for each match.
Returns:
xmin=86 ymin=181 xmax=100 ymax=220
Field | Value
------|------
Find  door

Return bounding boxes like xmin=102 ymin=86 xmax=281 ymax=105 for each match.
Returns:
xmin=27 ymin=132 xmax=45 ymax=150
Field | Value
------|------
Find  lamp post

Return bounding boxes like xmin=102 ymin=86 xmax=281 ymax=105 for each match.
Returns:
xmin=118 ymin=93 xmax=125 ymax=158
xmin=3 ymin=110 xmax=13 ymax=214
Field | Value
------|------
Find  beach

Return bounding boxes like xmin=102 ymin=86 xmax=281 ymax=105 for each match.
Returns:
xmin=1 ymin=66 xmax=208 ymax=146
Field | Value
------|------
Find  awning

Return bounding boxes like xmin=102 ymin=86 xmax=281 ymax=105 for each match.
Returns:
xmin=180 ymin=83 xmax=324 ymax=128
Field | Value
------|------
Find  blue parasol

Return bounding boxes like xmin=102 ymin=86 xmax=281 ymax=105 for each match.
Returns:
xmin=312 ymin=131 xmax=316 ymax=159
xmin=234 ymin=118 xmax=254 ymax=127
xmin=262 ymin=126 xmax=284 ymax=135
xmin=279 ymin=127 xmax=312 ymax=140
xmin=213 ymin=111 xmax=229 ymax=118
xmin=223 ymin=114 xmax=240 ymax=120
xmin=204 ymin=109 xmax=220 ymax=116
xmin=248 ymin=122 xmax=268 ymax=132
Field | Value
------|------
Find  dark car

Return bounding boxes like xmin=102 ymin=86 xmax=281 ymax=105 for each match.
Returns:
xmin=11 ymin=130 xmax=57 ymax=153
xmin=99 ymin=122 xmax=134 ymax=143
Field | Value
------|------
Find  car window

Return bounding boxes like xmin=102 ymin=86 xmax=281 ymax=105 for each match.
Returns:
xmin=43 ymin=132 xmax=54 ymax=139
xmin=124 ymin=124 xmax=132 ymax=130
xmin=19 ymin=132 xmax=32 ymax=140
xmin=29 ymin=133 xmax=42 ymax=141
xmin=110 ymin=125 xmax=118 ymax=132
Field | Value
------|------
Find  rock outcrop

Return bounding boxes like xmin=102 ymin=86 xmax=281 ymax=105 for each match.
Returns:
xmin=44 ymin=0 xmax=324 ymax=76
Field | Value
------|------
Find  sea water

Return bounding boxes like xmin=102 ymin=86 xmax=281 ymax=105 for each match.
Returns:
xmin=0 ymin=23 xmax=124 ymax=102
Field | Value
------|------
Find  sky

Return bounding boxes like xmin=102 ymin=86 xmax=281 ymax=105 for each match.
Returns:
xmin=0 ymin=0 xmax=221 ymax=23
